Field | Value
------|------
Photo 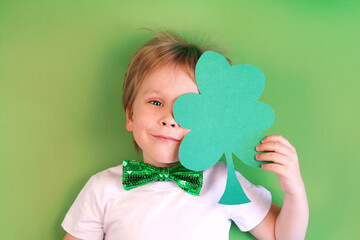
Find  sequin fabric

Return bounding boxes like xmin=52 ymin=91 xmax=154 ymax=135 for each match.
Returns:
xmin=122 ymin=160 xmax=203 ymax=196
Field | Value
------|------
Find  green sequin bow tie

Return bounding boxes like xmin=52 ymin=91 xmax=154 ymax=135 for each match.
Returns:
xmin=122 ymin=160 xmax=203 ymax=196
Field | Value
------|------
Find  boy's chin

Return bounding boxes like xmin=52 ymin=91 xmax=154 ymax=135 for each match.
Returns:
xmin=150 ymin=158 xmax=180 ymax=167
xmin=158 ymin=159 xmax=180 ymax=166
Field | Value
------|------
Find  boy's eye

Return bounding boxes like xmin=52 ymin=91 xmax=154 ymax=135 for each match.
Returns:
xmin=150 ymin=100 xmax=163 ymax=106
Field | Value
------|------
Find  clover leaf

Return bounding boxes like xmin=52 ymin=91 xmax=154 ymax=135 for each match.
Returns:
xmin=173 ymin=51 xmax=274 ymax=205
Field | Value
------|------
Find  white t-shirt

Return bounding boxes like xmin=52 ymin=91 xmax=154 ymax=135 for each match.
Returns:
xmin=61 ymin=161 xmax=272 ymax=240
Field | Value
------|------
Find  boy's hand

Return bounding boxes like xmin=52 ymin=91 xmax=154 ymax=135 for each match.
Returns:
xmin=253 ymin=135 xmax=309 ymax=239
xmin=256 ymin=134 xmax=305 ymax=197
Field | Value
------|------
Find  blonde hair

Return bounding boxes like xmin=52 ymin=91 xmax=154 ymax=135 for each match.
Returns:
xmin=122 ymin=29 xmax=230 ymax=153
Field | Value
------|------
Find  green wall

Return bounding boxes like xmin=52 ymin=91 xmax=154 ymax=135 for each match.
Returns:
xmin=1 ymin=0 xmax=359 ymax=239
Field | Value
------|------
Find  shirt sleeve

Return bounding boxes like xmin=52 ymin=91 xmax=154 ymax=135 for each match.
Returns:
xmin=61 ymin=175 xmax=105 ymax=240
xmin=228 ymin=170 xmax=272 ymax=232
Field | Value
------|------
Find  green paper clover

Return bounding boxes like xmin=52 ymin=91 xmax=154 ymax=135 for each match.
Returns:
xmin=173 ymin=51 xmax=275 ymax=205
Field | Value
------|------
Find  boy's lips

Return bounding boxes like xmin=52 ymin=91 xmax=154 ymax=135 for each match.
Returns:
xmin=152 ymin=134 xmax=181 ymax=143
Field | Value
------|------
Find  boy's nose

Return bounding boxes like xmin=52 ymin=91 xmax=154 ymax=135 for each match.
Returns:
xmin=162 ymin=121 xmax=177 ymax=127
xmin=160 ymin=112 xmax=179 ymax=128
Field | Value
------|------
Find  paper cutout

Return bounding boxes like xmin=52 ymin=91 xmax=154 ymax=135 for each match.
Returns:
xmin=173 ymin=51 xmax=274 ymax=205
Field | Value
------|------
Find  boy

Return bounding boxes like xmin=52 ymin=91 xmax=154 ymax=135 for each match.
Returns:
xmin=62 ymin=30 xmax=309 ymax=239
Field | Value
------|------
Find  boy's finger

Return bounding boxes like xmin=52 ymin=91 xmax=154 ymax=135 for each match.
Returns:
xmin=256 ymin=152 xmax=287 ymax=165
xmin=261 ymin=162 xmax=286 ymax=176
xmin=256 ymin=141 xmax=295 ymax=156
xmin=261 ymin=135 xmax=296 ymax=152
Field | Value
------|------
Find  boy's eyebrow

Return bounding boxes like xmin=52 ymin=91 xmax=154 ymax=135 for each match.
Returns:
xmin=143 ymin=89 xmax=161 ymax=95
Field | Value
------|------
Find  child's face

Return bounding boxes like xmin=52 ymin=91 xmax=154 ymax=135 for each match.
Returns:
xmin=126 ymin=64 xmax=199 ymax=168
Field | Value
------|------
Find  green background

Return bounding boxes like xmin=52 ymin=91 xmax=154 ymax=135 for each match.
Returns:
xmin=1 ymin=0 xmax=359 ymax=239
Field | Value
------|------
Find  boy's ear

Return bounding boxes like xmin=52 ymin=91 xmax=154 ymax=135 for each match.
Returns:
xmin=125 ymin=107 xmax=133 ymax=132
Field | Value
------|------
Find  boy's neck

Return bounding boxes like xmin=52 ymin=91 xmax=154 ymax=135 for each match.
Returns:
xmin=143 ymin=160 xmax=180 ymax=168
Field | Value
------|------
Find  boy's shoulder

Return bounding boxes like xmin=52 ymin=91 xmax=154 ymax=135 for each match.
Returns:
xmin=94 ymin=162 xmax=124 ymax=178
xmin=204 ymin=161 xmax=257 ymax=191
xmin=205 ymin=161 xmax=237 ymax=180
xmin=85 ymin=162 xmax=125 ymax=192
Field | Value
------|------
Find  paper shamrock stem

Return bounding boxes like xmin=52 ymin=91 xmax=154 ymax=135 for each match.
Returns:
xmin=218 ymin=152 xmax=250 ymax=204
xmin=173 ymin=51 xmax=275 ymax=205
